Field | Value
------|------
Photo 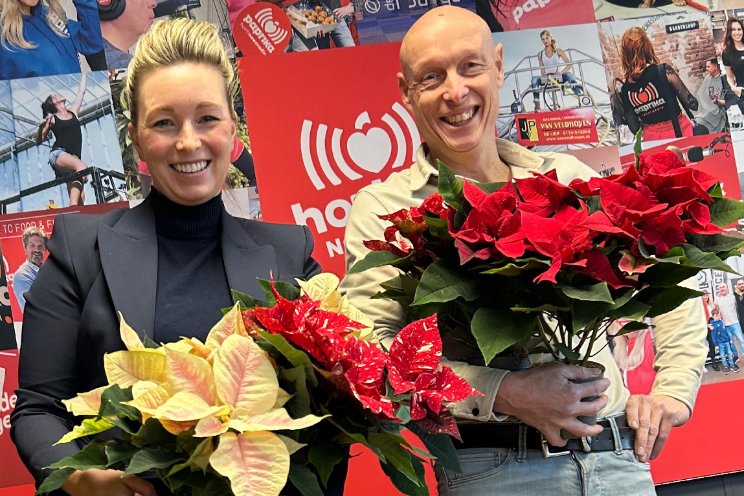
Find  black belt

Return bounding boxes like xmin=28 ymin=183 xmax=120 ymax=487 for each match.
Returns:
xmin=455 ymin=415 xmax=635 ymax=458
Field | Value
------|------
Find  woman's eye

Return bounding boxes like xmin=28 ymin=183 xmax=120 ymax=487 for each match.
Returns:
xmin=200 ymin=115 xmax=220 ymax=123
xmin=153 ymin=119 xmax=172 ymax=128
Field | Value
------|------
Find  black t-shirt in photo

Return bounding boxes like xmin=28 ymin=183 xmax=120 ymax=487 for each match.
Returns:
xmin=723 ymin=47 xmax=744 ymax=87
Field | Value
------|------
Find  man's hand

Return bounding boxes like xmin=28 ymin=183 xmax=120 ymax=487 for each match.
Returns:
xmin=62 ymin=468 xmax=157 ymax=496
xmin=625 ymin=394 xmax=690 ymax=462
xmin=333 ymin=5 xmax=354 ymax=17
xmin=493 ymin=362 xmax=610 ymax=447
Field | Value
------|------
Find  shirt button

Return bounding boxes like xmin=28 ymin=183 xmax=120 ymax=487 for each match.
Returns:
xmin=472 ymin=407 xmax=480 ymax=416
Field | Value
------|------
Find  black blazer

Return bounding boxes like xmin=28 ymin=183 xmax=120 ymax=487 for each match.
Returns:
xmin=10 ymin=196 xmax=321 ymax=488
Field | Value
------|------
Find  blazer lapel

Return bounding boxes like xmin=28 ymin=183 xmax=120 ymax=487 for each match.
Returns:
xmin=221 ymin=211 xmax=279 ymax=300
xmin=98 ymin=198 xmax=158 ymax=337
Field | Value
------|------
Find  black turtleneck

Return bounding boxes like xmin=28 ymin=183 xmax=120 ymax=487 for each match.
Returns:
xmin=150 ymin=188 xmax=232 ymax=343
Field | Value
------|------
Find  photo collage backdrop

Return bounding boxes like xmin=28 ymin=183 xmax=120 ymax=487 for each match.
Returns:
xmin=2 ymin=0 xmax=744 ymax=493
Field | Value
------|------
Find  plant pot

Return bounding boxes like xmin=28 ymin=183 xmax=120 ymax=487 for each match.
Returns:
xmin=560 ymin=361 xmax=606 ymax=440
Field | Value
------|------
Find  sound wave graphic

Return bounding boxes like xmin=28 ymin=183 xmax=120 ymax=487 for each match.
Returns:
xmin=301 ymin=103 xmax=421 ymax=191
xmin=255 ymin=7 xmax=288 ymax=44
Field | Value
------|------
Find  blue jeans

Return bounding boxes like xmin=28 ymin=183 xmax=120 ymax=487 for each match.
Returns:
xmin=717 ymin=340 xmax=734 ymax=369
xmin=434 ymin=447 xmax=654 ymax=496
xmin=530 ymin=72 xmax=583 ymax=101
xmin=725 ymin=323 xmax=744 ymax=358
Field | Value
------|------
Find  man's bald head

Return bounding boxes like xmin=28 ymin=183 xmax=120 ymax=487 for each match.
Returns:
xmin=400 ymin=6 xmax=493 ymax=78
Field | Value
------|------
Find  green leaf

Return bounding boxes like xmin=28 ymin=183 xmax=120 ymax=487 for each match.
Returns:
xmin=709 ymin=197 xmax=744 ymax=227
xmin=257 ymin=330 xmax=318 ymax=387
xmin=558 ymin=282 xmax=614 ymax=304
xmin=708 ymin=182 xmax=724 ymax=199
xmin=288 ymin=463 xmax=325 ymax=496
xmin=638 ymin=264 xmax=701 ymax=288
xmin=412 ymin=261 xmax=479 ymax=306
xmin=367 ymin=431 xmax=421 ymax=483
xmin=636 ymin=286 xmax=702 ymax=318
xmin=471 ymin=307 xmax=535 ymax=366
xmin=134 ymin=417 xmax=176 ymax=447
xmin=424 ymin=216 xmax=451 ymax=240
xmin=105 ymin=443 xmax=139 ymax=468
xmin=98 ymin=385 xmax=138 ymax=421
xmin=47 ymin=441 xmax=108 ymax=470
xmin=680 ymin=244 xmax=737 ymax=272
xmin=479 ymin=259 xmax=546 ymax=276
xmin=201 ymin=474 xmax=233 ymax=496
xmin=569 ymin=301 xmax=612 ymax=333
xmin=37 ymin=467 xmax=75 ymax=494
xmin=308 ymin=443 xmax=346 ymax=487
xmin=142 ymin=334 xmax=160 ymax=349
xmin=687 ymin=233 xmax=744 ymax=255
xmin=231 ymin=289 xmax=264 ymax=309
xmin=406 ymin=422 xmax=461 ymax=473
xmin=606 ymin=299 xmax=651 ymax=321
xmin=54 ymin=417 xmax=115 ymax=445
xmin=282 ymin=365 xmax=312 ymax=417
xmin=259 ymin=278 xmax=300 ymax=304
xmin=166 ymin=438 xmax=213 ymax=477
xmin=633 ymin=128 xmax=643 ymax=166
xmin=437 ymin=161 xmax=463 ymax=210
xmin=554 ymin=343 xmax=581 ymax=361
xmin=379 ymin=456 xmax=429 ymax=496
xmin=125 ymin=448 xmax=185 ymax=475
xmin=347 ymin=250 xmax=412 ymax=275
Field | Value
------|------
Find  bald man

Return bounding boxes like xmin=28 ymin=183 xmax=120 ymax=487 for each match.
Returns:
xmin=341 ymin=6 xmax=706 ymax=495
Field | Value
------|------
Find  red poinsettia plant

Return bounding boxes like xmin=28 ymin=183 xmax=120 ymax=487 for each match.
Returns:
xmin=349 ymin=147 xmax=744 ymax=367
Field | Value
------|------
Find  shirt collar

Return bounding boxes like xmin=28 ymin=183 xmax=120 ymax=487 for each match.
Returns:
xmin=408 ymin=138 xmax=545 ymax=192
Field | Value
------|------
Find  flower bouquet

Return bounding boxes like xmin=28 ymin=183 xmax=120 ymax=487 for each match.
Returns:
xmin=39 ymin=274 xmax=480 ymax=496
xmin=348 ymin=146 xmax=744 ymax=368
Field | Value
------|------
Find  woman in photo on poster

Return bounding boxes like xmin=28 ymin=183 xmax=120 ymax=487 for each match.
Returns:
xmin=527 ymin=29 xmax=582 ymax=112
xmin=0 ymin=0 xmax=104 ymax=80
xmin=722 ymin=17 xmax=744 ymax=114
xmin=10 ymin=17 xmax=343 ymax=496
xmin=36 ymin=71 xmax=90 ymax=206
xmin=616 ymin=26 xmax=698 ymax=140
xmin=610 ymin=320 xmax=656 ymax=395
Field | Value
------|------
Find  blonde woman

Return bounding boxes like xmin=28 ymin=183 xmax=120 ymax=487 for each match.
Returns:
xmin=528 ymin=29 xmax=582 ymax=111
xmin=0 ymin=0 xmax=103 ymax=79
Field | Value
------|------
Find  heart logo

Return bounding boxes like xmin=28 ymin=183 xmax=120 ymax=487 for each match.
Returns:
xmin=347 ymin=113 xmax=392 ymax=173
xmin=635 ymin=90 xmax=649 ymax=104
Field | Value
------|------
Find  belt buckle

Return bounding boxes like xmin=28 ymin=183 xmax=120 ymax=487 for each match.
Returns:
xmin=541 ymin=438 xmax=571 ymax=458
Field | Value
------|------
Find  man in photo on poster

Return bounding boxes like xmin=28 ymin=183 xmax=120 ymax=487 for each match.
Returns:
xmin=11 ymin=227 xmax=47 ymax=313
xmin=97 ymin=0 xmax=157 ymax=69
xmin=695 ymin=58 xmax=729 ymax=134
xmin=715 ymin=281 xmax=743 ymax=370
xmin=341 ymin=6 xmax=707 ymax=495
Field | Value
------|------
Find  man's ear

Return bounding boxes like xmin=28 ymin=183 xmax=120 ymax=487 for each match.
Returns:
xmin=493 ymin=43 xmax=505 ymax=89
xmin=397 ymin=72 xmax=413 ymax=110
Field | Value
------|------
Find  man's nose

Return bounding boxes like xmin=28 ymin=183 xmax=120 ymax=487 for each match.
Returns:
xmin=442 ymin=73 xmax=468 ymax=104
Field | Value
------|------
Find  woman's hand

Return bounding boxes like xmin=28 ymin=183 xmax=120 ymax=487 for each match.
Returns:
xmin=333 ymin=5 xmax=354 ymax=17
xmin=735 ymin=86 xmax=743 ymax=98
xmin=62 ymin=469 xmax=157 ymax=496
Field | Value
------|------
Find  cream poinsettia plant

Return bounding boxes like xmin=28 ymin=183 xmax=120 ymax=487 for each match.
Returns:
xmin=40 ymin=274 xmax=479 ymax=496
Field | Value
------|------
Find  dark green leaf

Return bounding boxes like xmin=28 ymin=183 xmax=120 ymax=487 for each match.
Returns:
xmin=437 ymin=161 xmax=463 ymax=210
xmin=257 ymin=330 xmax=318 ymax=387
xmin=47 ymin=441 xmax=108 ymax=470
xmin=680 ymin=244 xmax=737 ymax=272
xmin=479 ymin=258 xmax=547 ymax=276
xmin=201 ymin=474 xmax=232 ymax=496
xmin=259 ymin=279 xmax=300 ymax=304
xmin=617 ymin=320 xmax=650 ymax=333
xmin=558 ymin=282 xmax=613 ymax=303
xmin=368 ymin=431 xmax=421 ymax=482
xmin=424 ymin=216 xmax=450 ymax=239
xmin=282 ymin=365 xmax=312 ymax=417
xmin=106 ymin=443 xmax=139 ymax=467
xmin=633 ymin=128 xmax=643 ymax=166
xmin=125 ymin=448 xmax=185 ymax=475
xmin=166 ymin=438 xmax=213 ymax=477
xmin=687 ymin=233 xmax=744 ymax=255
xmin=569 ymin=301 xmax=611 ymax=333
xmin=231 ymin=289 xmax=266 ymax=309
xmin=709 ymin=198 xmax=744 ymax=227
xmin=380 ymin=456 xmax=429 ymax=496
xmin=37 ymin=467 xmax=75 ymax=494
xmin=134 ymin=418 xmax=176 ymax=447
xmin=606 ymin=299 xmax=650 ymax=321
xmin=471 ymin=307 xmax=535 ymax=367
xmin=554 ymin=343 xmax=581 ymax=361
xmin=638 ymin=264 xmax=701 ymax=288
xmin=412 ymin=261 xmax=479 ymax=306
xmin=473 ymin=181 xmax=509 ymax=194
xmin=288 ymin=463 xmax=324 ymax=496
xmin=142 ymin=334 xmax=160 ymax=349
xmin=709 ymin=182 xmax=724 ymax=199
xmin=308 ymin=443 xmax=346 ymax=487
xmin=347 ymin=251 xmax=412 ymax=275
xmin=406 ymin=422 xmax=461 ymax=473
xmin=98 ymin=385 xmax=138 ymax=423
xmin=636 ymin=286 xmax=702 ymax=318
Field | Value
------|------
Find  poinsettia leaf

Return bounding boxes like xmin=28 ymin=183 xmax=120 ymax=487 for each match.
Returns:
xmin=636 ymin=286 xmax=702 ymax=318
xmin=118 ymin=313 xmax=145 ymax=350
xmin=368 ymin=432 xmax=421 ymax=485
xmin=709 ymin=197 xmax=744 ymax=227
xmin=569 ymin=301 xmax=612 ymax=333
xmin=554 ymin=343 xmax=581 ymax=361
xmin=606 ymin=299 xmax=651 ymax=321
xmin=348 ymin=250 xmax=413 ymax=275
xmin=557 ymin=282 xmax=614 ymax=304
xmin=165 ymin=347 xmax=216 ymax=404
xmin=616 ymin=320 xmax=650 ymax=334
xmin=406 ymin=422 xmax=462 ymax=472
xmin=231 ymin=289 xmax=267 ymax=310
xmin=99 ymin=384 xmax=139 ymax=422
xmin=257 ymin=330 xmax=318 ymax=388
xmin=308 ymin=443 xmax=347 ymax=487
xmin=104 ymin=349 xmax=167 ymax=387
xmin=229 ymin=410 xmax=326 ymax=432
xmin=479 ymin=258 xmax=546 ymax=276
xmin=471 ymin=308 xmax=535 ymax=365
xmin=287 ymin=463 xmax=324 ymax=496
xmin=124 ymin=448 xmax=185 ymax=475
xmin=142 ymin=334 xmax=160 ymax=349
xmin=708 ymin=182 xmax=724 ymax=199
xmin=37 ymin=467 xmax=76 ymax=494
xmin=259 ymin=279 xmax=300 ymax=304
xmin=680 ymin=244 xmax=738 ymax=272
xmin=687 ymin=233 xmax=744 ymax=255
xmin=425 ymin=215 xmax=450 ymax=239
xmin=639 ymin=264 xmax=701 ymax=288
xmin=437 ymin=161 xmax=463 ymax=210
xmin=379 ymin=455 xmax=429 ymax=496
xmin=62 ymin=386 xmax=107 ymax=416
xmin=134 ymin=417 xmax=176 ymax=446
xmin=473 ymin=181 xmax=509 ymax=194
xmin=211 ymin=431 xmax=290 ymax=496
xmin=412 ymin=261 xmax=480 ymax=306
xmin=47 ymin=440 xmax=108 ymax=470
xmin=106 ymin=443 xmax=140 ymax=468
xmin=206 ymin=304 xmax=250 ymax=350
xmin=54 ymin=417 xmax=116 ymax=445
xmin=633 ymin=128 xmax=643 ymax=165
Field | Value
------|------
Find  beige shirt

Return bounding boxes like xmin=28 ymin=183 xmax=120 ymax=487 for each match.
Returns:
xmin=341 ymin=139 xmax=707 ymax=422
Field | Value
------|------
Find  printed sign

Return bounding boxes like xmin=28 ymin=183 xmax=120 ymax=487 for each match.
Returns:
xmin=515 ymin=108 xmax=598 ymax=146
xmin=233 ymin=3 xmax=291 ymax=56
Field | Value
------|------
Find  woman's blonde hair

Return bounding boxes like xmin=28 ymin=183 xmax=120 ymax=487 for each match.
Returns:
xmin=0 ymin=0 xmax=68 ymax=49
xmin=620 ymin=26 xmax=659 ymax=83
xmin=539 ymin=29 xmax=557 ymax=52
xmin=123 ymin=17 xmax=235 ymax=125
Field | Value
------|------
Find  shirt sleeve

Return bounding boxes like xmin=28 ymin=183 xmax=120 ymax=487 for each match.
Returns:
xmin=12 ymin=269 xmax=32 ymax=311
xmin=340 ymin=188 xmax=508 ymax=422
xmin=650 ymin=277 xmax=708 ymax=414
xmin=68 ymin=0 xmax=104 ymax=56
